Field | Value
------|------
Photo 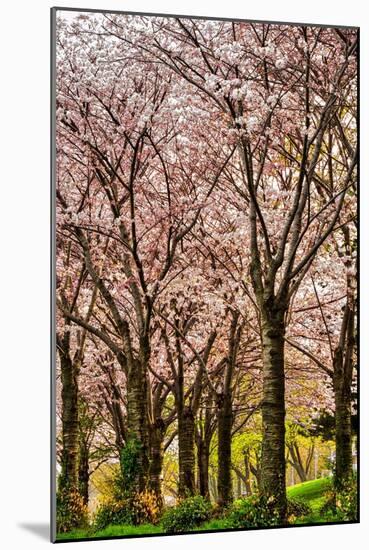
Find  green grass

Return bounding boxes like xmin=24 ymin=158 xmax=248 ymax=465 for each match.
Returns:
xmin=56 ymin=523 xmax=164 ymax=540
xmin=287 ymin=477 xmax=332 ymax=523
xmin=287 ymin=477 xmax=331 ymax=504
xmin=57 ymin=477 xmax=334 ymax=539
xmin=193 ymin=518 xmax=230 ymax=531
xmin=57 ymin=520 xmax=232 ymax=540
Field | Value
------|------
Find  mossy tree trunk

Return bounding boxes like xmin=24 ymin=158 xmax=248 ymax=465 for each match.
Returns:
xmin=126 ymin=356 xmax=150 ymax=492
xmin=148 ymin=417 xmax=165 ymax=500
xmin=243 ymin=450 xmax=253 ymax=495
xmin=260 ymin=303 xmax=287 ymax=519
xmin=178 ymin=406 xmax=196 ymax=497
xmin=196 ymin=391 xmax=215 ymax=499
xmin=217 ymin=311 xmax=241 ymax=508
xmin=217 ymin=391 xmax=233 ymax=506
xmin=78 ymin=444 xmax=89 ymax=505
xmin=334 ymin=226 xmax=356 ymax=487
xmin=333 ymin=304 xmax=355 ymax=487
xmin=57 ymin=335 xmax=80 ymax=493
xmin=196 ymin=436 xmax=210 ymax=498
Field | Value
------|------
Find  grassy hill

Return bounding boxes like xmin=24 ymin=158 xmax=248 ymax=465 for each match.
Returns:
xmin=287 ymin=477 xmax=332 ymax=523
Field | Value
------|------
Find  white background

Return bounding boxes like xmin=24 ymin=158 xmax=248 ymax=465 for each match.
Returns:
xmin=0 ymin=0 xmax=367 ymax=548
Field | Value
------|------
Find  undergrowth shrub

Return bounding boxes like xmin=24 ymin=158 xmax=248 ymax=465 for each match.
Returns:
xmin=56 ymin=488 xmax=88 ymax=534
xmin=225 ymin=495 xmax=281 ymax=529
xmin=161 ymin=496 xmax=212 ymax=533
xmin=93 ymin=490 xmax=161 ymax=531
xmin=287 ymin=497 xmax=312 ymax=522
xmin=336 ymin=478 xmax=358 ymax=521
xmin=225 ymin=494 xmax=313 ymax=529
xmin=321 ymin=475 xmax=357 ymax=522
xmin=131 ymin=490 xmax=162 ymax=525
xmin=93 ymin=499 xmax=133 ymax=531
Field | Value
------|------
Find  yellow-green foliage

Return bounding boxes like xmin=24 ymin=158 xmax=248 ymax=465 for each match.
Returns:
xmin=90 ymin=463 xmax=120 ymax=501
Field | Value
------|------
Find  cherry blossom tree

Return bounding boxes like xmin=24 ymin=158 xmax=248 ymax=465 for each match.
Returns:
xmin=54 ymin=11 xmax=357 ymax=526
xmin=122 ymin=19 xmax=357 ymax=517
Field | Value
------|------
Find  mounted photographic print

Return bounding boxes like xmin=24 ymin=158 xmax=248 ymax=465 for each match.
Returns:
xmin=51 ymin=7 xmax=359 ymax=542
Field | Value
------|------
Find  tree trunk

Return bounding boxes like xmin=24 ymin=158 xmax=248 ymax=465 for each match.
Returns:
xmin=333 ymin=226 xmax=355 ymax=487
xmin=209 ymin=474 xmax=218 ymax=502
xmin=78 ymin=445 xmax=89 ymax=505
xmin=288 ymin=460 xmax=307 ymax=483
xmin=178 ymin=406 xmax=196 ymax=497
xmin=217 ymin=392 xmax=233 ymax=507
xmin=250 ymin=461 xmax=261 ymax=493
xmin=59 ymin=350 xmax=79 ymax=492
xmin=260 ymin=306 xmax=287 ymax=520
xmin=196 ymin=400 xmax=213 ymax=499
xmin=126 ymin=357 xmax=150 ymax=492
xmin=333 ymin=355 xmax=352 ymax=486
xmin=217 ymin=310 xmax=240 ymax=507
xmin=196 ymin=434 xmax=210 ymax=498
xmin=148 ymin=418 xmax=165 ymax=502
xmin=287 ymin=443 xmax=308 ymax=483
xmin=243 ymin=451 xmax=252 ymax=495
xmin=237 ymin=475 xmax=242 ymax=498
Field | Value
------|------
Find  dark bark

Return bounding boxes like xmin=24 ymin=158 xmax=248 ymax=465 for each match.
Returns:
xmin=100 ymin=363 xmax=126 ymax=453
xmin=196 ymin=431 xmax=210 ymax=498
xmin=243 ymin=451 xmax=252 ymax=495
xmin=217 ymin=311 xmax=240 ymax=507
xmin=260 ymin=304 xmax=287 ymax=520
xmin=126 ymin=356 xmax=150 ymax=492
xmin=175 ymin=329 xmax=196 ymax=498
xmin=217 ymin=392 xmax=233 ymax=506
xmin=334 ymin=390 xmax=352 ymax=484
xmin=178 ymin=406 xmax=196 ymax=497
xmin=78 ymin=446 xmax=89 ymax=505
xmin=333 ymin=349 xmax=353 ymax=485
xmin=58 ymin=346 xmax=80 ymax=492
xmin=333 ymin=248 xmax=355 ymax=488
xmin=250 ymin=462 xmax=261 ymax=492
xmin=196 ymin=393 xmax=215 ymax=498
xmin=148 ymin=418 xmax=165 ymax=501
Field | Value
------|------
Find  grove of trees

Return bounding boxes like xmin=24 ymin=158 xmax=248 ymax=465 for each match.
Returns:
xmin=54 ymin=11 xmax=357 ymax=535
